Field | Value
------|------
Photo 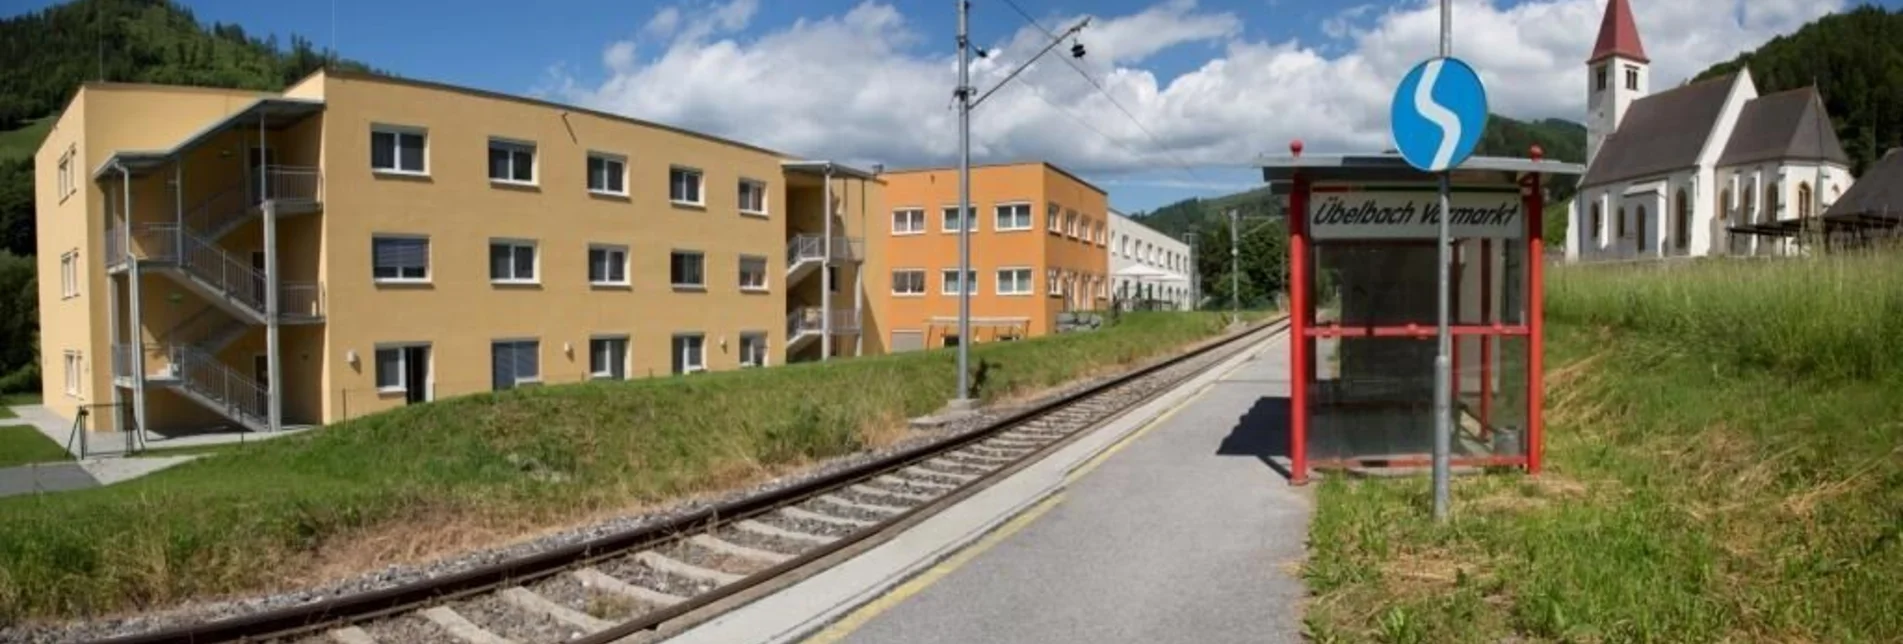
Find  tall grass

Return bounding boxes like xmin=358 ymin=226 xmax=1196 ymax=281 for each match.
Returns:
xmin=1303 ymin=255 xmax=1903 ymax=643
xmin=1546 ymin=253 xmax=1903 ymax=381
xmin=0 ymin=312 xmax=1261 ymax=626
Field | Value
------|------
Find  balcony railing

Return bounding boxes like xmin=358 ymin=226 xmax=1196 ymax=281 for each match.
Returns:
xmin=786 ymin=234 xmax=864 ymax=266
xmin=251 ymin=165 xmax=322 ymax=206
xmin=787 ymin=307 xmax=861 ymax=337
xmin=281 ymin=282 xmax=325 ymax=322
xmin=125 ymin=224 xmax=324 ymax=321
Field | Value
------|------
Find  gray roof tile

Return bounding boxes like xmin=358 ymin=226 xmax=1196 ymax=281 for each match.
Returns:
xmin=1823 ymin=148 xmax=1903 ymax=218
xmin=1716 ymin=87 xmax=1851 ymax=167
xmin=1580 ymin=73 xmax=1737 ymax=187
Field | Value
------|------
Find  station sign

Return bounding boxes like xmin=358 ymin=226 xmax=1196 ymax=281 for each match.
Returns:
xmin=1309 ymin=187 xmax=1522 ymax=239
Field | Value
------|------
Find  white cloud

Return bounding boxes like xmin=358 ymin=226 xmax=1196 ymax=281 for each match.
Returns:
xmin=551 ymin=0 xmax=1845 ymax=176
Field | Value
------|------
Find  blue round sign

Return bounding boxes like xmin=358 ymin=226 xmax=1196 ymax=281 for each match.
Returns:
xmin=1390 ymin=57 xmax=1489 ymax=173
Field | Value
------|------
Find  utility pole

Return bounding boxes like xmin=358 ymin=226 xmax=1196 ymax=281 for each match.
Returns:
xmin=1431 ymin=0 xmax=1454 ymax=522
xmin=1229 ymin=207 xmax=1240 ymax=321
xmin=1186 ymin=231 xmax=1200 ymax=311
xmin=952 ymin=0 xmax=975 ymax=409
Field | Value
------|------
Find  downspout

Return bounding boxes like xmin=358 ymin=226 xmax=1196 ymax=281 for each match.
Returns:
xmin=853 ymin=177 xmax=865 ymax=357
xmin=820 ymin=164 xmax=833 ymax=361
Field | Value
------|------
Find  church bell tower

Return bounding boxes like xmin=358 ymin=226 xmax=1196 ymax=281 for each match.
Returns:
xmin=1586 ymin=0 xmax=1649 ymax=169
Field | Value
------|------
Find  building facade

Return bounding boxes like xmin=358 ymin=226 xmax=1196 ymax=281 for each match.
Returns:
xmin=868 ymin=163 xmax=1110 ymax=352
xmin=1108 ymin=208 xmax=1192 ymax=310
xmin=1567 ymin=0 xmax=1854 ymax=262
xmin=36 ymin=70 xmax=877 ymax=434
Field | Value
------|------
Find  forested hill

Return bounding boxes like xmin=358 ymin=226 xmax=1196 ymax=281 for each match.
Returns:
xmin=0 ymin=0 xmax=376 ymax=130
xmin=1692 ymin=4 xmax=1903 ymax=175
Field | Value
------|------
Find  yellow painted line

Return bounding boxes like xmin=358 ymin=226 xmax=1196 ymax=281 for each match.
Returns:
xmin=801 ymin=492 xmax=1068 ymax=644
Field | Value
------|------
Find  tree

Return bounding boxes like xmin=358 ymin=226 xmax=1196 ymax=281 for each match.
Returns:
xmin=0 ymin=251 xmax=37 ymax=388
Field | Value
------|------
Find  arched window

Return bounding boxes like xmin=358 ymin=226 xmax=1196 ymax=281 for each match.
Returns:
xmin=1765 ymin=182 xmax=1779 ymax=222
xmin=1617 ymin=207 xmax=1627 ymax=239
xmin=1744 ymin=186 xmax=1757 ymax=222
xmin=1798 ymin=182 xmax=1814 ymax=219
xmin=1674 ymin=189 xmax=1690 ymax=251
xmin=1590 ymin=202 xmax=1602 ymax=242
xmin=1718 ymin=188 xmax=1731 ymax=221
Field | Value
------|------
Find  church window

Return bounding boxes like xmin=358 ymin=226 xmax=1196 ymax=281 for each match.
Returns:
xmin=1718 ymin=188 xmax=1731 ymax=221
xmin=1674 ymin=190 xmax=1690 ymax=252
xmin=1624 ymin=66 xmax=1639 ymax=90
xmin=1744 ymin=187 xmax=1756 ymax=222
xmin=1590 ymin=203 xmax=1602 ymax=242
xmin=1636 ymin=206 xmax=1649 ymax=250
xmin=1596 ymin=66 xmax=1608 ymax=92
xmin=1798 ymin=182 xmax=1814 ymax=219
xmin=1765 ymin=182 xmax=1780 ymax=221
xmin=1616 ymin=207 xmax=1627 ymax=239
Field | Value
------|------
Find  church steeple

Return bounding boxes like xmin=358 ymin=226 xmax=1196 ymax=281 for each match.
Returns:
xmin=1588 ymin=0 xmax=1648 ymax=65
xmin=1585 ymin=0 xmax=1650 ymax=169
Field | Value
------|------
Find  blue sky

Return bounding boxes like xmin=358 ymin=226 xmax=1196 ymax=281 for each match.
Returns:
xmin=9 ymin=0 xmax=1894 ymax=212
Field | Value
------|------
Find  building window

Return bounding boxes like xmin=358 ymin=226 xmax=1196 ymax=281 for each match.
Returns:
xmin=489 ymin=239 xmax=538 ymax=283
xmin=941 ymin=268 xmax=975 ymax=295
xmin=1798 ymin=182 xmax=1814 ymax=219
xmin=942 ymin=206 xmax=976 ymax=232
xmin=587 ymin=152 xmax=627 ymax=195
xmin=738 ymin=179 xmax=768 ymax=216
xmin=57 ymin=149 xmax=75 ymax=201
xmin=491 ymin=340 xmax=540 ymax=391
xmin=371 ymin=126 xmax=427 ymax=174
xmin=372 ymin=236 xmax=429 ymax=282
xmin=1047 ymin=268 xmax=1062 ymax=295
xmin=1718 ymin=189 xmax=1730 ymax=222
xmin=1744 ymin=186 xmax=1757 ymax=223
xmin=739 ymin=332 xmax=768 ymax=368
xmin=1095 ymin=222 xmax=1107 ymax=245
xmin=590 ymin=337 xmax=628 ymax=380
xmin=995 ymin=203 xmax=1033 ymax=230
xmin=59 ymin=251 xmax=78 ymax=298
xmin=374 ymin=347 xmax=404 ymax=391
xmin=670 ymin=250 xmax=705 ymax=288
xmin=1674 ymin=189 xmax=1690 ymax=251
xmin=488 ymin=138 xmax=536 ymax=184
xmin=1636 ymin=205 xmax=1650 ymax=250
xmin=1765 ymin=182 xmax=1779 ymax=222
xmin=1047 ymin=203 xmax=1061 ymax=232
xmin=739 ymin=255 xmax=768 ymax=291
xmin=1616 ymin=207 xmax=1627 ymax=239
xmin=669 ymin=167 xmax=704 ymax=205
xmin=892 ymin=269 xmax=926 ymax=295
xmin=1589 ymin=203 xmax=1602 ymax=241
xmin=1624 ymin=66 xmax=1639 ymax=91
xmin=1065 ymin=210 xmax=1079 ymax=238
xmin=588 ymin=244 xmax=628 ymax=285
xmin=827 ymin=266 xmax=839 ymax=293
xmin=893 ymin=208 xmax=926 ymax=235
xmin=671 ymin=334 xmax=706 ymax=375
xmin=996 ymin=268 xmax=1033 ymax=295
xmin=64 ymin=351 xmax=81 ymax=397
xmin=1595 ymin=66 xmax=1607 ymax=92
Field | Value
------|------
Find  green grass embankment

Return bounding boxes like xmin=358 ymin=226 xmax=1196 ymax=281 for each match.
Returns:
xmin=1303 ymin=255 xmax=1903 ymax=643
xmin=0 ymin=311 xmax=1267 ymax=625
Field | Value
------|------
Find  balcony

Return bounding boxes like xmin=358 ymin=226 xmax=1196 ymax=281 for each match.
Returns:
xmin=786 ymin=234 xmax=864 ymax=285
xmin=788 ymin=306 xmax=861 ymax=338
xmin=109 ymin=223 xmax=325 ymax=323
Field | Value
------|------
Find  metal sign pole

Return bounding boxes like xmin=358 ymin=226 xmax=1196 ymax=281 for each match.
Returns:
xmin=953 ymin=0 xmax=973 ymax=407
xmin=1431 ymin=0 xmax=1453 ymax=522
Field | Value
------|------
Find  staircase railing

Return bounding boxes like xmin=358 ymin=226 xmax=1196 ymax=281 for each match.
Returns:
xmin=173 ymin=344 xmax=266 ymax=428
xmin=182 ymin=186 xmax=250 ymax=240
xmin=787 ymin=307 xmax=861 ymax=337
xmin=128 ymin=224 xmax=324 ymax=321
xmin=257 ymin=165 xmax=321 ymax=205
xmin=785 ymin=234 xmax=864 ymax=267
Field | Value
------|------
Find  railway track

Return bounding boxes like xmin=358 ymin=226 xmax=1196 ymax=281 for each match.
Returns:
xmin=91 ymin=317 xmax=1288 ymax=644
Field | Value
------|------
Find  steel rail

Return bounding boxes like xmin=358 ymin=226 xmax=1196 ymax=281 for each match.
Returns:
xmin=87 ymin=315 xmax=1288 ymax=644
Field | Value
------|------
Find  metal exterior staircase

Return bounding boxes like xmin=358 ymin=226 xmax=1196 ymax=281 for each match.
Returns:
xmin=785 ymin=234 xmax=863 ymax=284
xmin=786 ymin=307 xmax=861 ymax=354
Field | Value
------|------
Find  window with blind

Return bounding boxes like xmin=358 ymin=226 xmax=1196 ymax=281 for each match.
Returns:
xmin=371 ymin=236 xmax=429 ymax=282
xmin=491 ymin=340 xmax=540 ymax=391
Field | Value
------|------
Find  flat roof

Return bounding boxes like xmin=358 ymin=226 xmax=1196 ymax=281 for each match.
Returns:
xmin=91 ymin=97 xmax=326 ymax=179
xmin=881 ymin=160 xmax=1108 ymax=196
xmin=781 ymin=160 xmax=882 ymax=181
xmin=1258 ymin=152 xmax=1584 ymax=194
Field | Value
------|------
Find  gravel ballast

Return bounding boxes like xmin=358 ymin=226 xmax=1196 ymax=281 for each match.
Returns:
xmin=453 ymin=594 xmax=581 ymax=644
xmin=0 ymin=324 xmax=1270 ymax=644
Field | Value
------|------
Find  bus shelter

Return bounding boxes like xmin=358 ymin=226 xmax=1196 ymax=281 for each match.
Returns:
xmin=1258 ymin=145 xmax=1583 ymax=484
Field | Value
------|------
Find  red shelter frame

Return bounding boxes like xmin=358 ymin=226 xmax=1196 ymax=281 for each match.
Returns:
xmin=1263 ymin=144 xmax=1582 ymax=485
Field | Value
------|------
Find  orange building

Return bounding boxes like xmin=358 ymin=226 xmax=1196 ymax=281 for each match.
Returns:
xmin=866 ymin=162 xmax=1109 ymax=352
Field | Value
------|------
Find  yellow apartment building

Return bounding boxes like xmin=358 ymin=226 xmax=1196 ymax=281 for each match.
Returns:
xmin=867 ymin=163 xmax=1110 ymax=352
xmin=35 ymin=69 xmax=878 ymax=434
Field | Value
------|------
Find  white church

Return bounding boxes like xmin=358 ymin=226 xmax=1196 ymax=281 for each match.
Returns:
xmin=1566 ymin=0 xmax=1854 ymax=261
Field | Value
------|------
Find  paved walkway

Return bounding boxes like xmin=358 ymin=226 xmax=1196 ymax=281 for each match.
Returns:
xmin=0 ymin=404 xmax=267 ymax=498
xmin=819 ymin=337 xmax=1310 ymax=644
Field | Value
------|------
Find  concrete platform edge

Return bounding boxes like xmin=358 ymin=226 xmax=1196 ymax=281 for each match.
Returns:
xmin=658 ymin=331 xmax=1280 ymax=644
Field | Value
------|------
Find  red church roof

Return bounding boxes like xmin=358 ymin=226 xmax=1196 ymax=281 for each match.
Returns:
xmin=1588 ymin=0 xmax=1648 ymax=64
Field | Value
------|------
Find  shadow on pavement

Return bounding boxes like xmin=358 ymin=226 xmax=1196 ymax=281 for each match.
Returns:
xmin=1216 ymin=396 xmax=1295 ymax=481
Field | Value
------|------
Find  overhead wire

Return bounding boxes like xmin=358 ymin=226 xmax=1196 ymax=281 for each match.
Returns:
xmin=995 ymin=0 xmax=1211 ymax=183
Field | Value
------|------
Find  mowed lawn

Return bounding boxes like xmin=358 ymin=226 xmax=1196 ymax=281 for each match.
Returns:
xmin=1303 ymin=254 xmax=1903 ymax=643
xmin=0 ymin=311 xmax=1268 ymax=626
